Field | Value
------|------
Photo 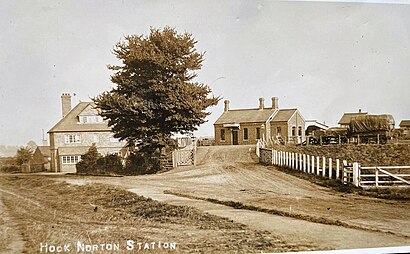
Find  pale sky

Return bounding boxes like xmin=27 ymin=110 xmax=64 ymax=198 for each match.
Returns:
xmin=1 ymin=0 xmax=410 ymax=146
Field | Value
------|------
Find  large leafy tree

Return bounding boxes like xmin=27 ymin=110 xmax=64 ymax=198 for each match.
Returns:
xmin=94 ymin=27 xmax=219 ymax=153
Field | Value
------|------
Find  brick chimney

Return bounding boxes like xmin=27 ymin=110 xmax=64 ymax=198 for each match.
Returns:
xmin=271 ymin=97 xmax=278 ymax=110
xmin=259 ymin=98 xmax=265 ymax=110
xmin=224 ymin=100 xmax=230 ymax=112
xmin=61 ymin=93 xmax=72 ymax=118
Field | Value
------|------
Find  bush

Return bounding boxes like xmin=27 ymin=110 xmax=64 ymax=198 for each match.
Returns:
xmin=0 ymin=165 xmax=20 ymax=173
xmin=96 ymin=154 xmax=124 ymax=174
xmin=0 ymin=157 xmax=20 ymax=173
xmin=76 ymin=145 xmax=100 ymax=174
xmin=124 ymin=152 xmax=161 ymax=175
xmin=76 ymin=144 xmax=166 ymax=175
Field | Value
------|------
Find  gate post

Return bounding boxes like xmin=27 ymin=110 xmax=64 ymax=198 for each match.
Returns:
xmin=343 ymin=160 xmax=348 ymax=184
xmin=353 ymin=162 xmax=359 ymax=187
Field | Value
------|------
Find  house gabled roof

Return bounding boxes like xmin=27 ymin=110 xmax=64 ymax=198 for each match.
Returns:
xmin=338 ymin=112 xmax=368 ymax=125
xmin=214 ymin=107 xmax=299 ymax=125
xmin=271 ymin=109 xmax=298 ymax=122
xmin=400 ymin=120 xmax=410 ymax=127
xmin=48 ymin=102 xmax=111 ymax=133
xmin=214 ymin=108 xmax=275 ymax=125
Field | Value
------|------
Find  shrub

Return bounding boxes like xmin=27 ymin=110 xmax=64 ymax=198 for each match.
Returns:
xmin=0 ymin=165 xmax=20 ymax=173
xmin=76 ymin=144 xmax=166 ymax=175
xmin=124 ymin=151 xmax=161 ymax=175
xmin=76 ymin=144 xmax=100 ymax=174
xmin=96 ymin=154 xmax=124 ymax=174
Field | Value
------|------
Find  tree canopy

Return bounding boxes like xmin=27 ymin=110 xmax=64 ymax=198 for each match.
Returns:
xmin=94 ymin=27 xmax=219 ymax=153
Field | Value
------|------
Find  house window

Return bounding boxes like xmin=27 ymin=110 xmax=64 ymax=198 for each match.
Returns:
xmin=243 ymin=128 xmax=248 ymax=140
xmin=292 ymin=126 xmax=296 ymax=136
xmin=298 ymin=126 xmax=302 ymax=136
xmin=256 ymin=128 xmax=261 ymax=140
xmin=220 ymin=129 xmax=226 ymax=141
xmin=64 ymin=134 xmax=81 ymax=144
xmin=79 ymin=116 xmax=104 ymax=124
xmin=61 ymin=155 xmax=81 ymax=164
xmin=277 ymin=127 xmax=282 ymax=136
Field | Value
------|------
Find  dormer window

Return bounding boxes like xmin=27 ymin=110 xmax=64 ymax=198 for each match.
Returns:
xmin=79 ymin=115 xmax=103 ymax=124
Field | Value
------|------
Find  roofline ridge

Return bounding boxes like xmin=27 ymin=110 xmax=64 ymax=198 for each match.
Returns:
xmin=48 ymin=102 xmax=93 ymax=133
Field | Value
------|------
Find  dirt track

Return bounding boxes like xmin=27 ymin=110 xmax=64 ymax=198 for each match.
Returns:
xmin=61 ymin=145 xmax=410 ymax=250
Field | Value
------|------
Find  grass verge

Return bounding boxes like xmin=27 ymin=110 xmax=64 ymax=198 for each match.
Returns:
xmin=0 ymin=175 xmax=316 ymax=253
xmin=164 ymin=190 xmax=404 ymax=238
xmin=273 ymin=165 xmax=410 ymax=201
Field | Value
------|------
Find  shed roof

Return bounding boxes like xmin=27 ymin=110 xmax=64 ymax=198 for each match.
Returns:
xmin=400 ymin=120 xmax=410 ymax=127
xmin=338 ymin=112 xmax=368 ymax=125
xmin=36 ymin=146 xmax=50 ymax=157
xmin=49 ymin=102 xmax=111 ymax=133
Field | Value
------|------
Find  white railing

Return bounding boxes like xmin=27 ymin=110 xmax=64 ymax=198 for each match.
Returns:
xmin=258 ymin=148 xmax=410 ymax=188
xmin=359 ymin=166 xmax=410 ymax=188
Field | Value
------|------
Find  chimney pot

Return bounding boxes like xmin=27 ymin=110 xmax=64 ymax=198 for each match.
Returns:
xmin=271 ymin=97 xmax=279 ymax=110
xmin=224 ymin=100 xmax=230 ymax=112
xmin=259 ymin=98 xmax=265 ymax=110
xmin=61 ymin=93 xmax=72 ymax=118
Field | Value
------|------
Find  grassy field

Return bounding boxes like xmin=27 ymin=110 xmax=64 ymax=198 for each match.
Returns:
xmin=0 ymin=175 xmax=313 ymax=253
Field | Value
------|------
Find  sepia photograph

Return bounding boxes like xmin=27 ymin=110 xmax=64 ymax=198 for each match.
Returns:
xmin=1 ymin=0 xmax=410 ymax=253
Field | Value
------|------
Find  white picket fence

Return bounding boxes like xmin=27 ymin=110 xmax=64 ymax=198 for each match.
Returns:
xmin=256 ymin=141 xmax=410 ymax=188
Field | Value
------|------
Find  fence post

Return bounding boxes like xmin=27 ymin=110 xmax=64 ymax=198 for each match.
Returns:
xmin=316 ymin=156 xmax=320 ymax=175
xmin=256 ymin=141 xmax=260 ymax=157
xmin=291 ymin=153 xmax=294 ymax=169
xmin=271 ymin=149 xmax=274 ymax=165
xmin=303 ymin=154 xmax=306 ymax=172
xmin=322 ymin=156 xmax=326 ymax=177
xmin=329 ymin=158 xmax=332 ymax=179
xmin=375 ymin=167 xmax=379 ymax=187
xmin=353 ymin=162 xmax=359 ymax=187
xmin=279 ymin=151 xmax=283 ymax=166
xmin=172 ymin=151 xmax=176 ymax=168
xmin=286 ymin=152 xmax=289 ymax=167
xmin=311 ymin=156 xmax=315 ymax=174
xmin=299 ymin=154 xmax=302 ymax=170
xmin=336 ymin=159 xmax=340 ymax=180
xmin=296 ymin=153 xmax=299 ymax=170
xmin=343 ymin=160 xmax=348 ymax=184
xmin=307 ymin=154 xmax=310 ymax=173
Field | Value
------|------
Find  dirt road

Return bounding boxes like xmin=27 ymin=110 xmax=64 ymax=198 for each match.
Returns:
xmin=0 ymin=189 xmax=25 ymax=253
xmin=60 ymin=145 xmax=410 ymax=250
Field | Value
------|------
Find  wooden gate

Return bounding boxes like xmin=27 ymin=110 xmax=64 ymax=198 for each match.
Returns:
xmin=173 ymin=149 xmax=195 ymax=166
xmin=172 ymin=138 xmax=196 ymax=167
xmin=359 ymin=166 xmax=410 ymax=188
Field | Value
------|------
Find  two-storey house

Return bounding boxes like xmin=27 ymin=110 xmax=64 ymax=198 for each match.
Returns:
xmin=48 ymin=93 xmax=126 ymax=173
